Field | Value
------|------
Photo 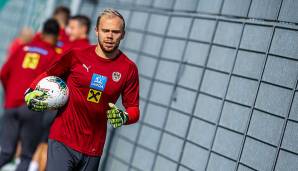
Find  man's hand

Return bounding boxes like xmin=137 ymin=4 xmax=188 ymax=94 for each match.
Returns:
xmin=107 ymin=103 xmax=128 ymax=128
xmin=24 ymin=89 xmax=48 ymax=112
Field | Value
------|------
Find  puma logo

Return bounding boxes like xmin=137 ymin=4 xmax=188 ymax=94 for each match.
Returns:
xmin=82 ymin=64 xmax=91 ymax=72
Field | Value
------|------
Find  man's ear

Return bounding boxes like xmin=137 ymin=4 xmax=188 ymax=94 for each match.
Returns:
xmin=95 ymin=27 xmax=99 ymax=36
xmin=83 ymin=27 xmax=88 ymax=36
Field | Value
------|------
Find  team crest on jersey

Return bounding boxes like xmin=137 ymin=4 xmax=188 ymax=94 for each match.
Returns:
xmin=112 ymin=72 xmax=121 ymax=82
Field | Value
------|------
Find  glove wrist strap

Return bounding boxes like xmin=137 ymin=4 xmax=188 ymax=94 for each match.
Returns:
xmin=122 ymin=112 xmax=129 ymax=124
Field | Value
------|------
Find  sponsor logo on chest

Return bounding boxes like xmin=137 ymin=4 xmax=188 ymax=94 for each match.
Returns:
xmin=87 ymin=73 xmax=107 ymax=103
xmin=90 ymin=74 xmax=107 ymax=91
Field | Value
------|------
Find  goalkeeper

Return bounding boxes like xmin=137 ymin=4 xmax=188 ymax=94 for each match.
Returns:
xmin=25 ymin=8 xmax=140 ymax=171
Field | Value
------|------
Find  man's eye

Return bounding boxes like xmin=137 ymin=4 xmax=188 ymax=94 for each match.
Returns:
xmin=112 ymin=31 xmax=121 ymax=34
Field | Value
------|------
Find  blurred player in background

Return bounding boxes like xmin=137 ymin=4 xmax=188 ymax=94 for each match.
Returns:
xmin=63 ymin=15 xmax=91 ymax=51
xmin=25 ymin=7 xmax=70 ymax=171
xmin=2 ymin=27 xmax=34 ymax=168
xmin=52 ymin=6 xmax=70 ymax=54
xmin=25 ymin=8 xmax=140 ymax=170
xmin=31 ymin=6 xmax=70 ymax=55
xmin=0 ymin=19 xmax=59 ymax=171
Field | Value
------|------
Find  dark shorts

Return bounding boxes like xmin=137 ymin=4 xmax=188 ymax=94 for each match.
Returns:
xmin=0 ymin=105 xmax=44 ymax=171
xmin=47 ymin=139 xmax=101 ymax=171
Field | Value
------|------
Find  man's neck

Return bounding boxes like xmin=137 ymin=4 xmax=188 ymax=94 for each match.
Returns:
xmin=95 ymin=44 xmax=119 ymax=59
xmin=41 ymin=34 xmax=54 ymax=46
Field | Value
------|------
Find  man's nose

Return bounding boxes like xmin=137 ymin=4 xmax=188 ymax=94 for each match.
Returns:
xmin=107 ymin=32 xmax=113 ymax=38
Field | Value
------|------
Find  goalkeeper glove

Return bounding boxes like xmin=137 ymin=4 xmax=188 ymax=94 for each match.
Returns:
xmin=24 ymin=88 xmax=48 ymax=112
xmin=107 ymin=103 xmax=128 ymax=128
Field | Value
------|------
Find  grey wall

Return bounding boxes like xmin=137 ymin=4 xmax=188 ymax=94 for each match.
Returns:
xmin=81 ymin=0 xmax=298 ymax=171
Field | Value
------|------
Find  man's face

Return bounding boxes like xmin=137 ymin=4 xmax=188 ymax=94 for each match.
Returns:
xmin=95 ymin=16 xmax=125 ymax=53
xmin=67 ymin=19 xmax=85 ymax=41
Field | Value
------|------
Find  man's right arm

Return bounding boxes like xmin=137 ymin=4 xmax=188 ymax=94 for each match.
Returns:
xmin=25 ymin=50 xmax=74 ymax=111
xmin=29 ymin=50 xmax=74 ymax=89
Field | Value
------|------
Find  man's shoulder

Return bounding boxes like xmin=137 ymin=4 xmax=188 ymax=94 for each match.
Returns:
xmin=25 ymin=40 xmax=57 ymax=57
xmin=119 ymin=51 xmax=138 ymax=69
xmin=61 ymin=45 xmax=96 ymax=63
xmin=22 ymin=44 xmax=50 ymax=56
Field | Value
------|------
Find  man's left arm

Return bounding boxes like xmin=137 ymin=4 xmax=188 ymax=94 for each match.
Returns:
xmin=107 ymin=64 xmax=140 ymax=128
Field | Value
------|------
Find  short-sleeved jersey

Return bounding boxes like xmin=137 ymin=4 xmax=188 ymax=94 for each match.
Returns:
xmin=31 ymin=45 xmax=139 ymax=156
xmin=0 ymin=37 xmax=57 ymax=109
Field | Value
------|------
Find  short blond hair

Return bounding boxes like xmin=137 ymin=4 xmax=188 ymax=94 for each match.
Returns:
xmin=96 ymin=8 xmax=125 ymax=31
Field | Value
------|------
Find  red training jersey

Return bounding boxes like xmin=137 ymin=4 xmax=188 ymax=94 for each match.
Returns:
xmin=29 ymin=45 xmax=140 ymax=156
xmin=0 ymin=37 xmax=57 ymax=109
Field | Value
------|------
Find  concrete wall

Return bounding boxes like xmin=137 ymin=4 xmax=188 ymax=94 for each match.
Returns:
xmin=81 ymin=0 xmax=298 ymax=170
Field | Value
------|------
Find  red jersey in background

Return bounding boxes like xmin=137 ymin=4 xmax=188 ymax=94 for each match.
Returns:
xmin=55 ymin=28 xmax=70 ymax=54
xmin=0 ymin=36 xmax=57 ymax=109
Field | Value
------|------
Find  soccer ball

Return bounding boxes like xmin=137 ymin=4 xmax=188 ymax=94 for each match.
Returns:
xmin=35 ymin=76 xmax=69 ymax=110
